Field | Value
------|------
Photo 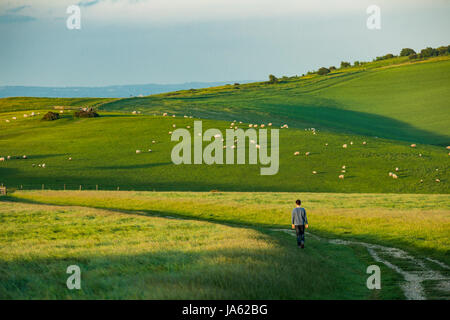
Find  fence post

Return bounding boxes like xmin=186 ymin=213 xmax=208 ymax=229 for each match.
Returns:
xmin=117 ymin=186 xmax=120 ymax=191
xmin=96 ymin=184 xmax=98 ymax=191
xmin=79 ymin=185 xmax=82 ymax=191
xmin=42 ymin=184 xmax=44 ymax=190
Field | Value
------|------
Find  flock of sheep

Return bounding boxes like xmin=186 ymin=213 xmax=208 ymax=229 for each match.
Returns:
xmin=1 ymin=110 xmax=448 ymax=186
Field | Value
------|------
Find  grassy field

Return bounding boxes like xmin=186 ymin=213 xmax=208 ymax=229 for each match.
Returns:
xmin=0 ymin=113 xmax=448 ymax=193
xmin=6 ymin=191 xmax=450 ymax=265
xmin=0 ymin=200 xmax=403 ymax=299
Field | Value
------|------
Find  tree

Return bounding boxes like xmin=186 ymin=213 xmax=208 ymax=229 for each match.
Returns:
xmin=408 ymin=53 xmax=418 ymax=60
xmin=340 ymin=61 xmax=351 ymax=68
xmin=436 ymin=46 xmax=450 ymax=56
xmin=329 ymin=66 xmax=336 ymax=71
xmin=354 ymin=61 xmax=360 ymax=66
xmin=317 ymin=67 xmax=330 ymax=75
xmin=400 ymin=48 xmax=416 ymax=56
xmin=268 ymin=74 xmax=278 ymax=84
xmin=420 ymin=47 xmax=437 ymax=58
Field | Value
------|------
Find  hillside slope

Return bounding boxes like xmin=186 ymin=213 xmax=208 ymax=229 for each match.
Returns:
xmin=97 ymin=57 xmax=450 ymax=145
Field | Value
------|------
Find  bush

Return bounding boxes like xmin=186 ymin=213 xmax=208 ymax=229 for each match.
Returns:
xmin=353 ymin=61 xmax=360 ymax=66
xmin=74 ymin=108 xmax=99 ymax=118
xmin=408 ymin=53 xmax=418 ymax=60
xmin=317 ymin=67 xmax=330 ymax=75
xmin=340 ymin=61 xmax=351 ymax=68
xmin=436 ymin=46 xmax=450 ymax=56
xmin=400 ymin=48 xmax=416 ymax=56
xmin=329 ymin=66 xmax=336 ymax=71
xmin=268 ymin=74 xmax=278 ymax=84
xmin=42 ymin=111 xmax=60 ymax=121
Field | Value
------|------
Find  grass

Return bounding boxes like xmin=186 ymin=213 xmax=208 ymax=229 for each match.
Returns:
xmin=0 ymin=201 xmax=403 ymax=299
xmin=0 ymin=114 xmax=448 ymax=193
xmin=6 ymin=191 xmax=450 ymax=266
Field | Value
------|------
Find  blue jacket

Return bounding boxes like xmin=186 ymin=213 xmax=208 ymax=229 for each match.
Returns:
xmin=292 ymin=207 xmax=308 ymax=225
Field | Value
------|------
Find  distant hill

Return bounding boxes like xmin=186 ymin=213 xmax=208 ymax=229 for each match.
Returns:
xmin=0 ymin=81 xmax=255 ymax=98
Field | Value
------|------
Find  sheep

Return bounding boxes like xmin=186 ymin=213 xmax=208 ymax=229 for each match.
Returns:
xmin=148 ymin=149 xmax=152 ymax=152
xmin=256 ymin=145 xmax=260 ymax=149
xmin=184 ymin=115 xmax=188 ymax=118
xmin=163 ymin=113 xmax=168 ymax=116
xmin=419 ymin=154 xmax=422 ymax=157
xmin=22 ymin=155 xmax=27 ymax=159
xmin=420 ymin=179 xmax=423 ymax=183
xmin=12 ymin=117 xmax=16 ymax=120
xmin=305 ymin=152 xmax=310 ymax=156
xmin=447 ymin=146 xmax=450 ymax=150
xmin=392 ymin=174 xmax=398 ymax=179
xmin=435 ymin=178 xmax=440 ymax=183
xmin=214 ymin=134 xmax=221 ymax=138
xmin=5 ymin=120 xmax=9 ymax=123
xmin=0 ymin=157 xmax=4 ymax=162
xmin=339 ymin=175 xmax=344 ymax=179
xmin=362 ymin=141 xmax=367 ymax=145
xmin=23 ymin=114 xmax=28 ymax=118
xmin=341 ymin=170 xmax=346 ymax=173
xmin=169 ymin=131 xmax=172 ymax=135
xmin=389 ymin=172 xmax=393 ymax=177
xmin=411 ymin=144 xmax=416 ymax=148
xmin=68 ymin=157 xmax=72 ymax=161
xmin=136 ymin=150 xmax=141 ymax=154
xmin=42 ymin=163 xmax=46 ymax=168
xmin=342 ymin=165 xmax=346 ymax=169
xmin=7 ymin=156 xmax=10 ymax=160
xmin=395 ymin=167 xmax=399 ymax=172
xmin=325 ymin=143 xmax=328 ymax=146
xmin=172 ymin=124 xmax=176 ymax=128
xmin=250 ymin=140 xmax=256 ymax=144
xmin=268 ymin=123 xmax=272 ymax=126
xmin=312 ymin=171 xmax=317 ymax=174
xmin=132 ymin=111 xmax=137 ymax=114
xmin=230 ymin=123 xmax=234 ymax=126
xmin=260 ymin=124 xmax=265 ymax=128
xmin=342 ymin=144 xmax=347 ymax=148
xmin=186 ymin=126 xmax=191 ymax=129
xmin=350 ymin=141 xmax=353 ymax=145
xmin=294 ymin=151 xmax=299 ymax=156
xmin=249 ymin=124 xmax=253 ymax=128
xmin=152 ymin=140 xmax=156 ymax=144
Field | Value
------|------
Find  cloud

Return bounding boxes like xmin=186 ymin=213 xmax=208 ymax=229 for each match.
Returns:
xmin=78 ymin=0 xmax=101 ymax=7
xmin=0 ymin=14 xmax=36 ymax=24
xmin=6 ymin=5 xmax=31 ymax=13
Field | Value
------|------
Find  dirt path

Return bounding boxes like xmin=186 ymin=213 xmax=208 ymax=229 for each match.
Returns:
xmin=276 ymin=229 xmax=450 ymax=300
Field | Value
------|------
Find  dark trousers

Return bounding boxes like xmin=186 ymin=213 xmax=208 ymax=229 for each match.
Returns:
xmin=295 ymin=225 xmax=305 ymax=246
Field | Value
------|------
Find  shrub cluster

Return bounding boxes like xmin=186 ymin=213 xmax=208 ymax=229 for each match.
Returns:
xmin=42 ymin=111 xmax=60 ymax=121
xmin=74 ymin=108 xmax=99 ymax=118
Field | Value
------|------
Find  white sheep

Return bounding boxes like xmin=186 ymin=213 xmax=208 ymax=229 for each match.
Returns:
xmin=410 ymin=144 xmax=416 ymax=148
xmin=312 ymin=171 xmax=317 ymax=174
xmin=436 ymin=178 xmax=440 ymax=183
xmin=294 ymin=151 xmax=299 ymax=156
xmin=392 ymin=174 xmax=398 ymax=179
xmin=339 ymin=175 xmax=344 ymax=179
xmin=389 ymin=172 xmax=393 ymax=177
xmin=0 ymin=157 xmax=4 ymax=162
xmin=342 ymin=144 xmax=347 ymax=148
xmin=268 ymin=123 xmax=272 ymax=126
xmin=305 ymin=152 xmax=310 ymax=156
xmin=136 ymin=150 xmax=141 ymax=154
xmin=395 ymin=167 xmax=399 ymax=172
xmin=362 ymin=141 xmax=367 ymax=145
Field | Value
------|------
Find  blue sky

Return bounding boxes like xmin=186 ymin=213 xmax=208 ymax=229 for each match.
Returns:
xmin=0 ymin=0 xmax=449 ymax=86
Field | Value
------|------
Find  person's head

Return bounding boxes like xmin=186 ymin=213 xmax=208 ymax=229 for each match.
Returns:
xmin=296 ymin=199 xmax=301 ymax=206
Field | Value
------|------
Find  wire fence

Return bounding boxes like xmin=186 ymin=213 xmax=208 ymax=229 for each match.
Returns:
xmin=1 ymin=183 xmax=162 ymax=192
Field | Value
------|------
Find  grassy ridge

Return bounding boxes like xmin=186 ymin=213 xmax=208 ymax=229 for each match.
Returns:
xmin=97 ymin=57 xmax=450 ymax=145
xmin=0 ymin=114 xmax=448 ymax=193
xmin=0 ymin=201 xmax=401 ymax=299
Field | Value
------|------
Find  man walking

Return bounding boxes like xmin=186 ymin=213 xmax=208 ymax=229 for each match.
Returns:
xmin=291 ymin=199 xmax=308 ymax=248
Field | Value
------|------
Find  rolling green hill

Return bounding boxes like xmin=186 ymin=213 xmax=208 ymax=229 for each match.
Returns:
xmin=96 ymin=56 xmax=450 ymax=145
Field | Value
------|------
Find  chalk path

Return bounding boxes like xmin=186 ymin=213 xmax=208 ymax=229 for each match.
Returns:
xmin=275 ymin=229 xmax=450 ymax=300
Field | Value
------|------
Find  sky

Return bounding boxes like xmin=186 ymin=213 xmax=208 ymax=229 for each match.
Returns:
xmin=0 ymin=0 xmax=449 ymax=86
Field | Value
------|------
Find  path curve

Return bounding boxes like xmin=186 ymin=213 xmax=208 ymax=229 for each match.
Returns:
xmin=275 ymin=229 xmax=450 ymax=300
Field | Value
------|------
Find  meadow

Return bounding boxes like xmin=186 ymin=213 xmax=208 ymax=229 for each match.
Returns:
xmin=0 ymin=200 xmax=403 ymax=299
xmin=0 ymin=113 xmax=448 ymax=194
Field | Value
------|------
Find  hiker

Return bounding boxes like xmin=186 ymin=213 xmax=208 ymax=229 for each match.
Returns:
xmin=291 ymin=199 xmax=308 ymax=248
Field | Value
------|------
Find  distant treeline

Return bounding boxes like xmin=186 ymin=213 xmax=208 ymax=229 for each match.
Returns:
xmin=267 ymin=44 xmax=450 ymax=81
